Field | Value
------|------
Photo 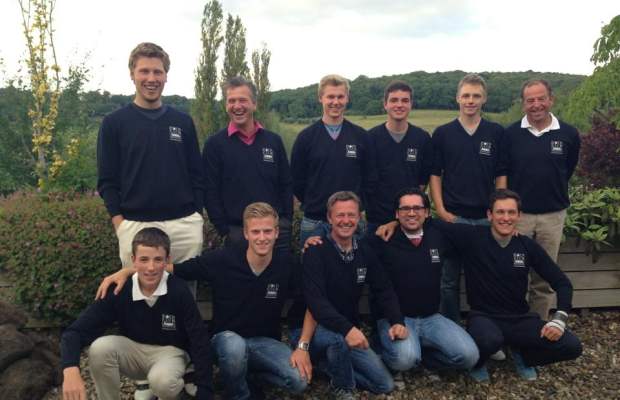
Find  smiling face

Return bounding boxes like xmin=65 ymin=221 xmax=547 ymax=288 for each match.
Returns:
xmin=132 ymin=244 xmax=168 ymax=295
xmin=522 ymin=83 xmax=554 ymax=128
xmin=131 ymin=57 xmax=167 ymax=109
xmin=456 ymin=83 xmax=486 ymax=118
xmin=226 ymin=85 xmax=257 ymax=131
xmin=396 ymin=194 xmax=429 ymax=235
xmin=327 ymin=199 xmax=360 ymax=245
xmin=384 ymin=89 xmax=412 ymax=123
xmin=487 ymin=198 xmax=520 ymax=239
xmin=244 ymin=216 xmax=278 ymax=258
xmin=320 ymin=84 xmax=349 ymax=123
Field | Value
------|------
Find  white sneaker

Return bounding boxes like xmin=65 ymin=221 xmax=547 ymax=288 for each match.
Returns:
xmin=490 ymin=349 xmax=506 ymax=361
xmin=134 ymin=381 xmax=155 ymax=400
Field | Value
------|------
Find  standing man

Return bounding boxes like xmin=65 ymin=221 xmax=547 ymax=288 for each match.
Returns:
xmin=97 ymin=42 xmax=204 ymax=268
xmin=366 ymin=81 xmax=433 ymax=230
xmin=499 ymin=79 xmax=581 ymax=319
xmin=291 ymin=75 xmax=375 ymax=245
xmin=430 ymin=74 xmax=506 ymax=323
xmin=203 ymin=76 xmax=293 ymax=252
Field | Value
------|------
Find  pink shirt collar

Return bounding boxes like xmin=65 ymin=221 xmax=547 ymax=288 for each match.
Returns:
xmin=227 ymin=121 xmax=263 ymax=145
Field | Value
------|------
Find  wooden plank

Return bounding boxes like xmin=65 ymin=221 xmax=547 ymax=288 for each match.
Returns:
xmin=554 ymin=289 xmax=620 ymax=308
xmin=557 ymin=252 xmax=620 ymax=272
xmin=560 ymin=237 xmax=620 ymax=253
xmin=565 ymin=271 xmax=620 ymax=290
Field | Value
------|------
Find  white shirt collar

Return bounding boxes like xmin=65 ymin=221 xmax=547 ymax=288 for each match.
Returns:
xmin=132 ymin=271 xmax=169 ymax=303
xmin=403 ymin=228 xmax=424 ymax=239
xmin=521 ymin=113 xmax=560 ymax=136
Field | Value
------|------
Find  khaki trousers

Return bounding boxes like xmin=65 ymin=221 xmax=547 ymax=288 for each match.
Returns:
xmin=517 ymin=209 xmax=567 ymax=319
xmin=88 ymin=335 xmax=190 ymax=400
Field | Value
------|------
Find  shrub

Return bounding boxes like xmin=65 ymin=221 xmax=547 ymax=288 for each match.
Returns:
xmin=576 ymin=112 xmax=620 ymax=189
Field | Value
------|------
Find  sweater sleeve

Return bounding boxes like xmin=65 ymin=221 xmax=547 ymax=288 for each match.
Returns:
xmin=276 ymin=135 xmax=294 ymax=220
xmin=420 ymin=130 xmax=433 ymax=185
xmin=494 ymin=125 xmax=508 ymax=177
xmin=302 ymin=245 xmax=354 ymax=336
xmin=361 ymin=130 xmax=378 ymax=210
xmin=526 ymin=239 xmax=573 ymax=312
xmin=173 ymin=249 xmax=221 ymax=282
xmin=566 ymin=126 xmax=581 ymax=180
xmin=430 ymin=128 xmax=445 ymax=176
xmin=96 ymin=116 xmax=122 ymax=217
xmin=365 ymin=247 xmax=404 ymax=326
xmin=60 ymin=287 xmax=119 ymax=368
xmin=290 ymin=130 xmax=308 ymax=203
xmin=202 ymin=136 xmax=228 ymax=235
xmin=184 ymin=118 xmax=205 ymax=213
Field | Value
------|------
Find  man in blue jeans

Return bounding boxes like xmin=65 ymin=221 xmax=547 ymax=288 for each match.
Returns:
xmin=97 ymin=203 xmax=309 ymax=400
xmin=429 ymin=74 xmax=506 ymax=323
xmin=370 ymin=188 xmax=478 ymax=385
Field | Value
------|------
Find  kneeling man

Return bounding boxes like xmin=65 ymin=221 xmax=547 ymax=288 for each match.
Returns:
xmin=62 ymin=227 xmax=212 ymax=400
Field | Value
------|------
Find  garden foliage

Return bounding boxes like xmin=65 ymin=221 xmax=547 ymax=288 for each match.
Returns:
xmin=576 ymin=112 xmax=620 ymax=189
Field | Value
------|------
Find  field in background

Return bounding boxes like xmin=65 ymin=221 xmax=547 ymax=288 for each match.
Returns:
xmin=278 ymin=109 xmax=501 ymax=153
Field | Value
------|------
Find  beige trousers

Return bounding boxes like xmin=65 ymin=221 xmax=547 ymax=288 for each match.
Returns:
xmin=88 ymin=335 xmax=190 ymax=400
xmin=517 ymin=209 xmax=567 ymax=319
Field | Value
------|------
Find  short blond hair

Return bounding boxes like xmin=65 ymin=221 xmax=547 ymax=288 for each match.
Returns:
xmin=318 ymin=74 xmax=350 ymax=98
xmin=243 ymin=202 xmax=279 ymax=228
xmin=128 ymin=42 xmax=170 ymax=72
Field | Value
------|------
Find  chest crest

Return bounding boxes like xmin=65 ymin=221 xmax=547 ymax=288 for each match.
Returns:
xmin=346 ymin=144 xmax=357 ymax=158
xmin=262 ymin=147 xmax=275 ymax=162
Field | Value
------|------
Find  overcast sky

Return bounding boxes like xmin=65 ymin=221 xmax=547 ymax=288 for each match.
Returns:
xmin=1 ymin=1 xmax=618 ymax=97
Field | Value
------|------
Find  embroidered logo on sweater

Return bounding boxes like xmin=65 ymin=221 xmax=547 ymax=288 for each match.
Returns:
xmin=479 ymin=142 xmax=492 ymax=156
xmin=169 ymin=126 xmax=183 ymax=142
xmin=406 ymin=148 xmax=418 ymax=162
xmin=265 ymin=283 xmax=279 ymax=299
xmin=430 ymin=249 xmax=441 ymax=263
xmin=262 ymin=147 xmax=275 ymax=162
xmin=346 ymin=145 xmax=357 ymax=158
xmin=513 ymin=253 xmax=526 ymax=268
xmin=356 ymin=267 xmax=367 ymax=283
xmin=161 ymin=314 xmax=177 ymax=330
xmin=550 ymin=141 xmax=564 ymax=155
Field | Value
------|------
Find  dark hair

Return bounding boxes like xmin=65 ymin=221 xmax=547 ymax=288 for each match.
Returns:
xmin=131 ymin=227 xmax=171 ymax=257
xmin=326 ymin=191 xmax=361 ymax=215
xmin=394 ymin=187 xmax=431 ymax=211
xmin=489 ymin=189 xmax=522 ymax=212
xmin=223 ymin=76 xmax=257 ymax=102
xmin=128 ymin=42 xmax=170 ymax=72
xmin=520 ymin=78 xmax=553 ymax=100
xmin=384 ymin=80 xmax=413 ymax=103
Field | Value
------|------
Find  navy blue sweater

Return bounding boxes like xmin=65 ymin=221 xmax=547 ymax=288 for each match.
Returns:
xmin=290 ymin=119 xmax=375 ymax=220
xmin=61 ymin=276 xmax=212 ymax=399
xmin=367 ymin=123 xmax=433 ymax=224
xmin=500 ymin=121 xmax=580 ymax=213
xmin=97 ymin=104 xmax=204 ymax=221
xmin=369 ymin=222 xmax=453 ymax=318
xmin=433 ymin=220 xmax=573 ymax=315
xmin=302 ymin=239 xmax=403 ymax=336
xmin=202 ymin=128 xmax=293 ymax=235
xmin=431 ymin=119 xmax=505 ymax=219
xmin=174 ymin=248 xmax=298 ymax=340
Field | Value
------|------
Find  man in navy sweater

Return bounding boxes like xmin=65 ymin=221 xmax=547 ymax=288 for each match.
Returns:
xmin=98 ymin=203 xmax=309 ymax=400
xmin=97 ymin=43 xmax=204 ymax=270
xmin=433 ymin=190 xmax=582 ymax=382
xmin=370 ymin=188 xmax=478 ymax=382
xmin=203 ymin=76 xmax=293 ymax=252
xmin=62 ymin=228 xmax=212 ymax=400
xmin=499 ymin=79 xmax=581 ymax=320
xmin=291 ymin=75 xmax=375 ymax=246
xmin=429 ymin=74 xmax=506 ymax=323
xmin=366 ymin=81 xmax=433 ymax=230
xmin=290 ymin=191 xmax=407 ymax=399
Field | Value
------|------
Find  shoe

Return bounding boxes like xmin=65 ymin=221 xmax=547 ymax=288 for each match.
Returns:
xmin=134 ymin=381 xmax=155 ymax=400
xmin=330 ymin=385 xmax=356 ymax=400
xmin=490 ymin=349 xmax=506 ymax=361
xmin=511 ymin=350 xmax=537 ymax=381
xmin=469 ymin=365 xmax=490 ymax=382
xmin=393 ymin=371 xmax=406 ymax=390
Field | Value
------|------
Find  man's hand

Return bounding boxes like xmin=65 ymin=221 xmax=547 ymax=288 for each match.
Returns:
xmin=540 ymin=324 xmax=563 ymax=341
xmin=437 ymin=209 xmax=457 ymax=223
xmin=62 ymin=367 xmax=86 ymax=400
xmin=375 ymin=221 xmax=399 ymax=242
xmin=345 ymin=327 xmax=369 ymax=349
xmin=95 ymin=268 xmax=135 ymax=300
xmin=302 ymin=236 xmax=323 ymax=253
xmin=388 ymin=323 xmax=408 ymax=340
xmin=111 ymin=215 xmax=124 ymax=231
xmin=290 ymin=348 xmax=313 ymax=383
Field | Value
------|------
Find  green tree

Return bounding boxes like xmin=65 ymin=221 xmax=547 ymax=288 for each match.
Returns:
xmin=192 ymin=0 xmax=224 ymax=142
xmin=251 ymin=43 xmax=271 ymax=124
xmin=222 ymin=14 xmax=249 ymax=82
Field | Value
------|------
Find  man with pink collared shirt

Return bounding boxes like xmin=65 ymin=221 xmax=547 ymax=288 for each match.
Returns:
xmin=202 ymin=76 xmax=293 ymax=252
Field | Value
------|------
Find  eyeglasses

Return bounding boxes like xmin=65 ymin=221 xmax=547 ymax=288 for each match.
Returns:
xmin=397 ymin=205 xmax=426 ymax=213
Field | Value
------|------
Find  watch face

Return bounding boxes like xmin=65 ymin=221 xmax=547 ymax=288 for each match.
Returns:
xmin=298 ymin=341 xmax=309 ymax=351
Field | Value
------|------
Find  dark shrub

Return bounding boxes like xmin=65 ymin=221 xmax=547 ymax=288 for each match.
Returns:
xmin=577 ymin=112 xmax=620 ymax=188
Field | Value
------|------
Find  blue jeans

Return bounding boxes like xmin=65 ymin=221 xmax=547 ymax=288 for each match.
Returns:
xmin=299 ymin=215 xmax=368 ymax=248
xmin=377 ymin=315 xmax=479 ymax=372
xmin=440 ymin=217 xmax=490 ymax=323
xmin=211 ymin=331 xmax=307 ymax=400
xmin=290 ymin=325 xmax=394 ymax=394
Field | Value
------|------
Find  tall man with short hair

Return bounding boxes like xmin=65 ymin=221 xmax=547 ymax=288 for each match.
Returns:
xmin=429 ymin=73 xmax=506 ymax=322
xmin=203 ymin=76 xmax=293 ymax=252
xmin=97 ymin=42 xmax=205 ymax=269
xmin=499 ymin=79 xmax=581 ymax=319
xmin=291 ymin=75 xmax=375 ymax=246
xmin=62 ymin=228 xmax=213 ymax=400
xmin=366 ymin=81 xmax=433 ymax=229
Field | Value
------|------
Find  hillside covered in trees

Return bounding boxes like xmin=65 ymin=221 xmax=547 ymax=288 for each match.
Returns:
xmin=270 ymin=70 xmax=585 ymax=120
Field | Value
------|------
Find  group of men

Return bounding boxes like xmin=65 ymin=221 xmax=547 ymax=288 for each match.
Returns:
xmin=60 ymin=41 xmax=583 ymax=400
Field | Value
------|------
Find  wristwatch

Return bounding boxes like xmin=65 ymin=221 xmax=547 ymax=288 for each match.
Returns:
xmin=297 ymin=341 xmax=310 ymax=351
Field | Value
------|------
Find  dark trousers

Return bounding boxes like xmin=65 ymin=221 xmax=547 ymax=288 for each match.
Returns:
xmin=467 ymin=311 xmax=582 ymax=367
xmin=224 ymin=218 xmax=292 ymax=255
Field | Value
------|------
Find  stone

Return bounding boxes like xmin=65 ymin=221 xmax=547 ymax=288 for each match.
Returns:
xmin=0 ymin=357 xmax=54 ymax=400
xmin=0 ymin=325 xmax=33 ymax=373
xmin=0 ymin=300 xmax=28 ymax=329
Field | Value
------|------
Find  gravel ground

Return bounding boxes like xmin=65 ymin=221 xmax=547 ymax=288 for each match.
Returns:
xmin=43 ymin=310 xmax=619 ymax=400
